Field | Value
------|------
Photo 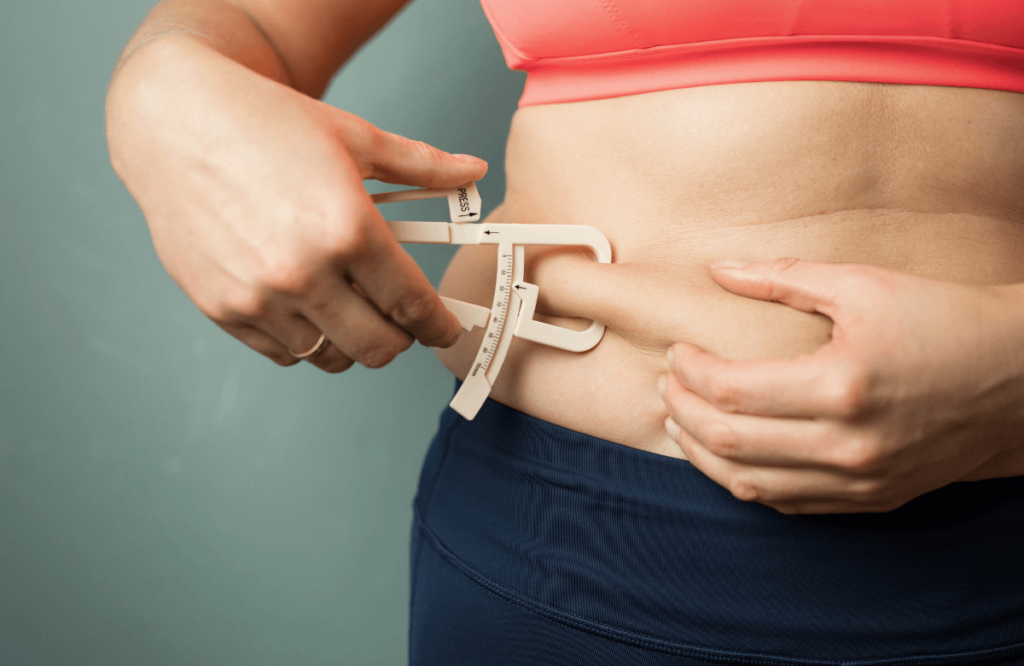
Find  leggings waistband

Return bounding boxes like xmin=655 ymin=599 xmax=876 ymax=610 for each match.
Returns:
xmin=413 ymin=381 xmax=1024 ymax=662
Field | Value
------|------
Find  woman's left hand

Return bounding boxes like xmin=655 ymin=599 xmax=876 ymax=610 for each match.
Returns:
xmin=659 ymin=258 xmax=1024 ymax=514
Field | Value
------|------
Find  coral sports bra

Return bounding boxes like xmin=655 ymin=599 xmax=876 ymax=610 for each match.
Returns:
xmin=479 ymin=0 xmax=1024 ymax=107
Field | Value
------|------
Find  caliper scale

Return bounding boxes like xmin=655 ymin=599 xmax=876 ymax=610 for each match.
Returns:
xmin=372 ymin=183 xmax=612 ymax=420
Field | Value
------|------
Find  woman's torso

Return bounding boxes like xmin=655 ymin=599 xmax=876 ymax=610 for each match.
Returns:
xmin=436 ymin=81 xmax=1024 ymax=454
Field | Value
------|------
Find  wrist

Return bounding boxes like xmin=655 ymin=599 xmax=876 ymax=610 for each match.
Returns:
xmin=106 ymin=31 xmax=297 ymax=205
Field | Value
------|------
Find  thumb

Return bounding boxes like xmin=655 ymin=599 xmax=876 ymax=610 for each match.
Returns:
xmin=336 ymin=110 xmax=487 ymax=188
xmin=709 ymin=257 xmax=844 ymax=316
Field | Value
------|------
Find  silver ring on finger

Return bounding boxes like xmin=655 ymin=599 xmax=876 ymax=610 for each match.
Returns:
xmin=289 ymin=332 xmax=329 ymax=359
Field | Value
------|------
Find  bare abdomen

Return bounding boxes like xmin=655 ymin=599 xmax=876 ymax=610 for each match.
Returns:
xmin=437 ymin=81 xmax=1024 ymax=454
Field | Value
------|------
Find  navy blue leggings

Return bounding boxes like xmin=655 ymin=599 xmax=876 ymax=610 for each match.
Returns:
xmin=410 ymin=383 xmax=1024 ymax=665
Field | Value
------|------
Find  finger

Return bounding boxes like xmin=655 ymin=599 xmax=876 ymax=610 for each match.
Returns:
xmin=291 ymin=337 xmax=355 ymax=374
xmin=709 ymin=257 xmax=848 ymax=318
xmin=342 ymin=211 xmax=462 ymax=348
xmin=668 ymin=342 xmax=867 ymax=418
xmin=298 ymin=274 xmax=416 ymax=369
xmin=665 ymin=418 xmax=887 ymax=512
xmin=336 ymin=111 xmax=488 ymax=189
xmin=274 ymin=315 xmax=355 ymax=374
xmin=222 ymin=310 xmax=356 ymax=373
xmin=520 ymin=251 xmax=668 ymax=335
xmin=219 ymin=293 xmax=357 ymax=373
xmin=215 ymin=321 xmax=301 ymax=367
xmin=661 ymin=373 xmax=857 ymax=469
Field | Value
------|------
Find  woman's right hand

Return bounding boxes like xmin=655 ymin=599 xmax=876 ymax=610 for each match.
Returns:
xmin=107 ymin=33 xmax=487 ymax=372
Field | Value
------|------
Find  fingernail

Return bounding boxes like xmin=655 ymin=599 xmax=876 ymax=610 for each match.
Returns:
xmin=666 ymin=346 xmax=674 ymax=369
xmin=453 ymin=153 xmax=486 ymax=164
xmin=664 ymin=417 xmax=680 ymax=439
xmin=657 ymin=374 xmax=667 ymax=397
xmin=710 ymin=260 xmax=749 ymax=269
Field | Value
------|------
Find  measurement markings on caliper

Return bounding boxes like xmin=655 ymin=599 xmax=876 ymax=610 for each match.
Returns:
xmin=374 ymin=182 xmax=611 ymax=419
xmin=471 ymin=249 xmax=514 ymax=378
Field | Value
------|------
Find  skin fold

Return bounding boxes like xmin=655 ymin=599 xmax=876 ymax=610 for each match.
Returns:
xmin=438 ymin=82 xmax=1024 ymax=511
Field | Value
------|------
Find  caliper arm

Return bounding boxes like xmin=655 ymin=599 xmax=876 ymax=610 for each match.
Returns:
xmin=372 ymin=184 xmax=612 ymax=419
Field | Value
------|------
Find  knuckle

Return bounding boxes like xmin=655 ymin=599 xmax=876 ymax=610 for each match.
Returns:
xmin=834 ymin=433 xmax=883 ymax=474
xmin=222 ymin=289 xmax=271 ymax=321
xmin=402 ymin=138 xmax=449 ymax=186
xmin=360 ymin=350 xmax=393 ymax=369
xmin=295 ymin=192 xmax=373 ymax=262
xmin=838 ymin=265 xmax=884 ymax=302
xmin=367 ymin=126 xmax=391 ymax=163
xmin=325 ymin=216 xmax=372 ymax=261
xmin=358 ymin=341 xmax=406 ymax=369
xmin=407 ymin=136 xmax=443 ymax=165
xmin=315 ymin=354 xmax=354 ymax=374
xmin=769 ymin=256 xmax=802 ymax=274
xmin=366 ymin=130 xmax=418 ymax=179
xmin=388 ymin=293 xmax=441 ymax=332
xmin=341 ymin=115 xmax=380 ymax=173
xmin=700 ymin=420 xmax=739 ymax=457
xmin=270 ymin=353 xmax=301 ymax=367
xmin=822 ymin=365 xmax=871 ymax=417
xmin=408 ymin=136 xmax=438 ymax=161
xmin=849 ymin=476 xmax=886 ymax=499
xmin=727 ymin=472 xmax=760 ymax=503
xmin=706 ymin=376 xmax=741 ymax=411
xmin=846 ymin=263 xmax=880 ymax=284
xmin=259 ymin=257 xmax=316 ymax=297
xmin=324 ymin=357 xmax=355 ymax=374
xmin=764 ymin=257 xmax=802 ymax=296
xmin=196 ymin=296 xmax=231 ymax=323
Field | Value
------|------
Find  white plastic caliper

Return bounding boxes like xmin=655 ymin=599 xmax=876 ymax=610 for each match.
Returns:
xmin=372 ymin=182 xmax=612 ymax=420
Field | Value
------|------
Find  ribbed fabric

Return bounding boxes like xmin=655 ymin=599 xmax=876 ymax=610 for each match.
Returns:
xmin=478 ymin=0 xmax=1024 ymax=106
xmin=410 ymin=381 xmax=1024 ymax=665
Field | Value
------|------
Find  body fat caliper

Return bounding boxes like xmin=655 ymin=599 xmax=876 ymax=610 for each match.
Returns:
xmin=372 ymin=182 xmax=612 ymax=420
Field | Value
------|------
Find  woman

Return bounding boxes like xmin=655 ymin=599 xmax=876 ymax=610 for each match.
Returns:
xmin=106 ymin=0 xmax=1024 ymax=663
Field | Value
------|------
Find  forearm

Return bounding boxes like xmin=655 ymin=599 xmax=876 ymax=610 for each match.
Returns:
xmin=106 ymin=0 xmax=301 ymax=183
xmin=114 ymin=0 xmax=295 ymax=90
xmin=105 ymin=0 xmax=412 ymax=193
xmin=112 ymin=0 xmax=411 ymax=98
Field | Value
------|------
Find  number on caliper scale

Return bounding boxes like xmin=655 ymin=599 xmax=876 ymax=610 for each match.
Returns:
xmin=475 ymin=249 xmax=513 ymax=377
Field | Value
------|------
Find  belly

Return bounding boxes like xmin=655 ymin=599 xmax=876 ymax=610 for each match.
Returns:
xmin=436 ymin=81 xmax=1024 ymax=455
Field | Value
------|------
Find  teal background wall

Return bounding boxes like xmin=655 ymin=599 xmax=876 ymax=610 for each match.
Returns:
xmin=0 ymin=1 xmax=523 ymax=664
